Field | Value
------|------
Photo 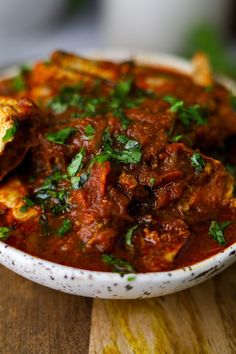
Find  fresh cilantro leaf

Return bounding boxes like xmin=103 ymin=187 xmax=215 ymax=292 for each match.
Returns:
xmin=114 ymin=79 xmax=133 ymax=98
xmin=12 ymin=75 xmax=26 ymax=92
xmin=2 ymin=121 xmax=18 ymax=142
xmin=171 ymin=135 xmax=185 ymax=142
xmin=164 ymin=95 xmax=208 ymax=127
xmin=71 ymin=172 xmax=90 ymax=190
xmin=149 ymin=177 xmax=156 ymax=187
xmin=48 ymin=84 xmax=83 ymax=114
xmin=84 ymin=124 xmax=95 ymax=138
xmin=20 ymin=197 xmax=35 ymax=213
xmin=58 ymin=219 xmax=72 ymax=236
xmin=46 ymin=127 xmax=77 ymax=145
xmin=164 ymin=96 xmax=184 ymax=112
xmin=102 ymin=254 xmax=135 ymax=274
xmin=113 ymin=107 xmax=131 ymax=129
xmin=209 ymin=220 xmax=231 ymax=246
xmin=231 ymin=94 xmax=236 ymax=112
xmin=67 ymin=148 xmax=85 ymax=177
xmin=0 ymin=227 xmax=10 ymax=240
xmin=115 ymin=149 xmax=142 ymax=164
xmin=191 ymin=152 xmax=205 ymax=173
xmin=125 ymin=225 xmax=138 ymax=246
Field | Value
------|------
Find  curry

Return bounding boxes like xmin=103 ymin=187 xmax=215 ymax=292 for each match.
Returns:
xmin=0 ymin=51 xmax=236 ymax=273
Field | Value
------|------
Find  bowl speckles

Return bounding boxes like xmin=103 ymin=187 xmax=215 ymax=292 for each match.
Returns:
xmin=0 ymin=51 xmax=236 ymax=299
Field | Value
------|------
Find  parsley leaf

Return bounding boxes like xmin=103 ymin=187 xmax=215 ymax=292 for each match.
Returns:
xmin=84 ymin=124 xmax=95 ymax=139
xmin=125 ymin=225 xmax=138 ymax=246
xmin=93 ymin=132 xmax=142 ymax=165
xmin=2 ymin=121 xmax=18 ymax=142
xmin=149 ymin=177 xmax=156 ymax=187
xmin=47 ymin=127 xmax=77 ymax=145
xmin=191 ymin=152 xmax=205 ymax=173
xmin=12 ymin=75 xmax=26 ymax=92
xmin=67 ymin=148 xmax=85 ymax=177
xmin=20 ymin=197 xmax=35 ymax=213
xmin=0 ymin=226 xmax=10 ymax=240
xmin=102 ymin=254 xmax=135 ymax=274
xmin=71 ymin=172 xmax=90 ymax=190
xmin=114 ymin=79 xmax=133 ymax=98
xmin=231 ymin=94 xmax=236 ymax=112
xmin=58 ymin=219 xmax=72 ymax=236
xmin=164 ymin=95 xmax=208 ymax=127
xmin=171 ymin=135 xmax=185 ymax=142
xmin=209 ymin=220 xmax=231 ymax=246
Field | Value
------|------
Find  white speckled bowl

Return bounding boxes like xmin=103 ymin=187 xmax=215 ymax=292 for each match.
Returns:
xmin=0 ymin=51 xmax=236 ymax=299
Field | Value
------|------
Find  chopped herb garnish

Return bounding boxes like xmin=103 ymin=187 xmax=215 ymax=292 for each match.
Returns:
xmin=2 ymin=121 xmax=18 ymax=142
xmin=102 ymin=254 xmax=135 ymax=274
xmin=12 ymin=75 xmax=26 ymax=92
xmin=114 ymin=79 xmax=133 ymax=98
xmin=34 ymin=171 xmax=69 ymax=215
xmin=93 ymin=132 xmax=142 ymax=165
xmin=67 ymin=148 xmax=85 ymax=177
xmin=48 ymin=83 xmax=84 ymax=114
xmin=191 ymin=152 xmax=205 ymax=173
xmin=149 ymin=177 xmax=156 ymax=187
xmin=46 ymin=127 xmax=77 ymax=145
xmin=20 ymin=197 xmax=35 ymax=213
xmin=230 ymin=94 xmax=236 ymax=112
xmin=58 ymin=219 xmax=72 ymax=236
xmin=71 ymin=172 xmax=90 ymax=190
xmin=164 ymin=95 xmax=208 ymax=127
xmin=127 ymin=275 xmax=136 ymax=282
xmin=84 ymin=124 xmax=95 ymax=139
xmin=171 ymin=135 xmax=185 ymax=142
xmin=125 ymin=225 xmax=138 ymax=246
xmin=209 ymin=220 xmax=231 ymax=246
xmin=0 ymin=226 xmax=10 ymax=240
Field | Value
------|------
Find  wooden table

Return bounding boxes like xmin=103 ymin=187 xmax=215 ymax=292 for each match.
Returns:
xmin=1 ymin=263 xmax=236 ymax=354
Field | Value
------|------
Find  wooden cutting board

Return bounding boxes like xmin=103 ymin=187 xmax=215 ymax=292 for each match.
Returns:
xmin=0 ymin=263 xmax=236 ymax=354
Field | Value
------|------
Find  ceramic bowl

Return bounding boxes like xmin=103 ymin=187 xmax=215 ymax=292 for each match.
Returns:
xmin=0 ymin=51 xmax=236 ymax=299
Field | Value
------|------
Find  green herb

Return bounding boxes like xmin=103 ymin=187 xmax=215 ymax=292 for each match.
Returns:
xmin=34 ymin=171 xmax=69 ymax=215
xmin=127 ymin=275 xmax=136 ymax=282
xmin=164 ymin=95 xmax=208 ymax=127
xmin=113 ymin=108 xmax=130 ymax=129
xmin=102 ymin=254 xmax=135 ymax=274
xmin=12 ymin=75 xmax=26 ymax=92
xmin=114 ymin=79 xmax=133 ymax=98
xmin=20 ymin=197 xmax=35 ymax=213
xmin=48 ymin=83 xmax=84 ymax=114
xmin=0 ymin=227 xmax=10 ymax=240
xmin=149 ymin=177 xmax=156 ymax=187
xmin=171 ymin=135 xmax=185 ymax=142
xmin=125 ymin=225 xmax=138 ymax=246
xmin=46 ymin=127 xmax=77 ymax=144
xmin=84 ymin=124 xmax=95 ymax=139
xmin=209 ymin=220 xmax=231 ymax=246
xmin=2 ymin=121 xmax=18 ymax=142
xmin=191 ymin=152 xmax=205 ymax=173
xmin=20 ymin=64 xmax=32 ymax=75
xmin=164 ymin=96 xmax=184 ymax=112
xmin=230 ymin=94 xmax=236 ymax=112
xmin=67 ymin=148 xmax=85 ymax=177
xmin=71 ymin=172 xmax=90 ymax=190
xmin=58 ymin=219 xmax=72 ymax=236
xmin=93 ymin=132 xmax=142 ymax=165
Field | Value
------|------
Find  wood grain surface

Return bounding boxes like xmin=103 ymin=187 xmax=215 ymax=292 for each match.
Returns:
xmin=0 ymin=266 xmax=92 ymax=354
xmin=89 ymin=263 xmax=236 ymax=354
xmin=1 ymin=264 xmax=236 ymax=354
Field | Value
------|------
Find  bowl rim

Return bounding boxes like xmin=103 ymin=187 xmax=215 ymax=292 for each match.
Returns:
xmin=0 ymin=49 xmax=236 ymax=283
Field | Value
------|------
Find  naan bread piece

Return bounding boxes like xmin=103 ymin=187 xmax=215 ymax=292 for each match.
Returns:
xmin=0 ymin=177 xmax=38 ymax=221
xmin=0 ymin=97 xmax=42 ymax=181
xmin=51 ymin=50 xmax=133 ymax=82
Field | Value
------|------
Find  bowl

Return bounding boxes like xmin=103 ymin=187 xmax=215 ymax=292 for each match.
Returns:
xmin=0 ymin=51 xmax=236 ymax=299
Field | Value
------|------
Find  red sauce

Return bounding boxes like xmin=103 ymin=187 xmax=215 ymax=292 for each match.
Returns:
xmin=0 ymin=50 xmax=236 ymax=273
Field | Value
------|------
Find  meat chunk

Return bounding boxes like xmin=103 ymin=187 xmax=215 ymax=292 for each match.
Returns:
xmin=0 ymin=97 xmax=42 ymax=181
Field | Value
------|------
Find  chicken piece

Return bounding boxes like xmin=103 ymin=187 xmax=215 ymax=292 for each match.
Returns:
xmin=192 ymin=52 xmax=213 ymax=87
xmin=0 ymin=97 xmax=42 ymax=181
xmin=0 ymin=177 xmax=38 ymax=222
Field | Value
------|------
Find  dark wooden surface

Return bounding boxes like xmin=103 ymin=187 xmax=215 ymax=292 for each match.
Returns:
xmin=0 ymin=266 xmax=92 ymax=354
